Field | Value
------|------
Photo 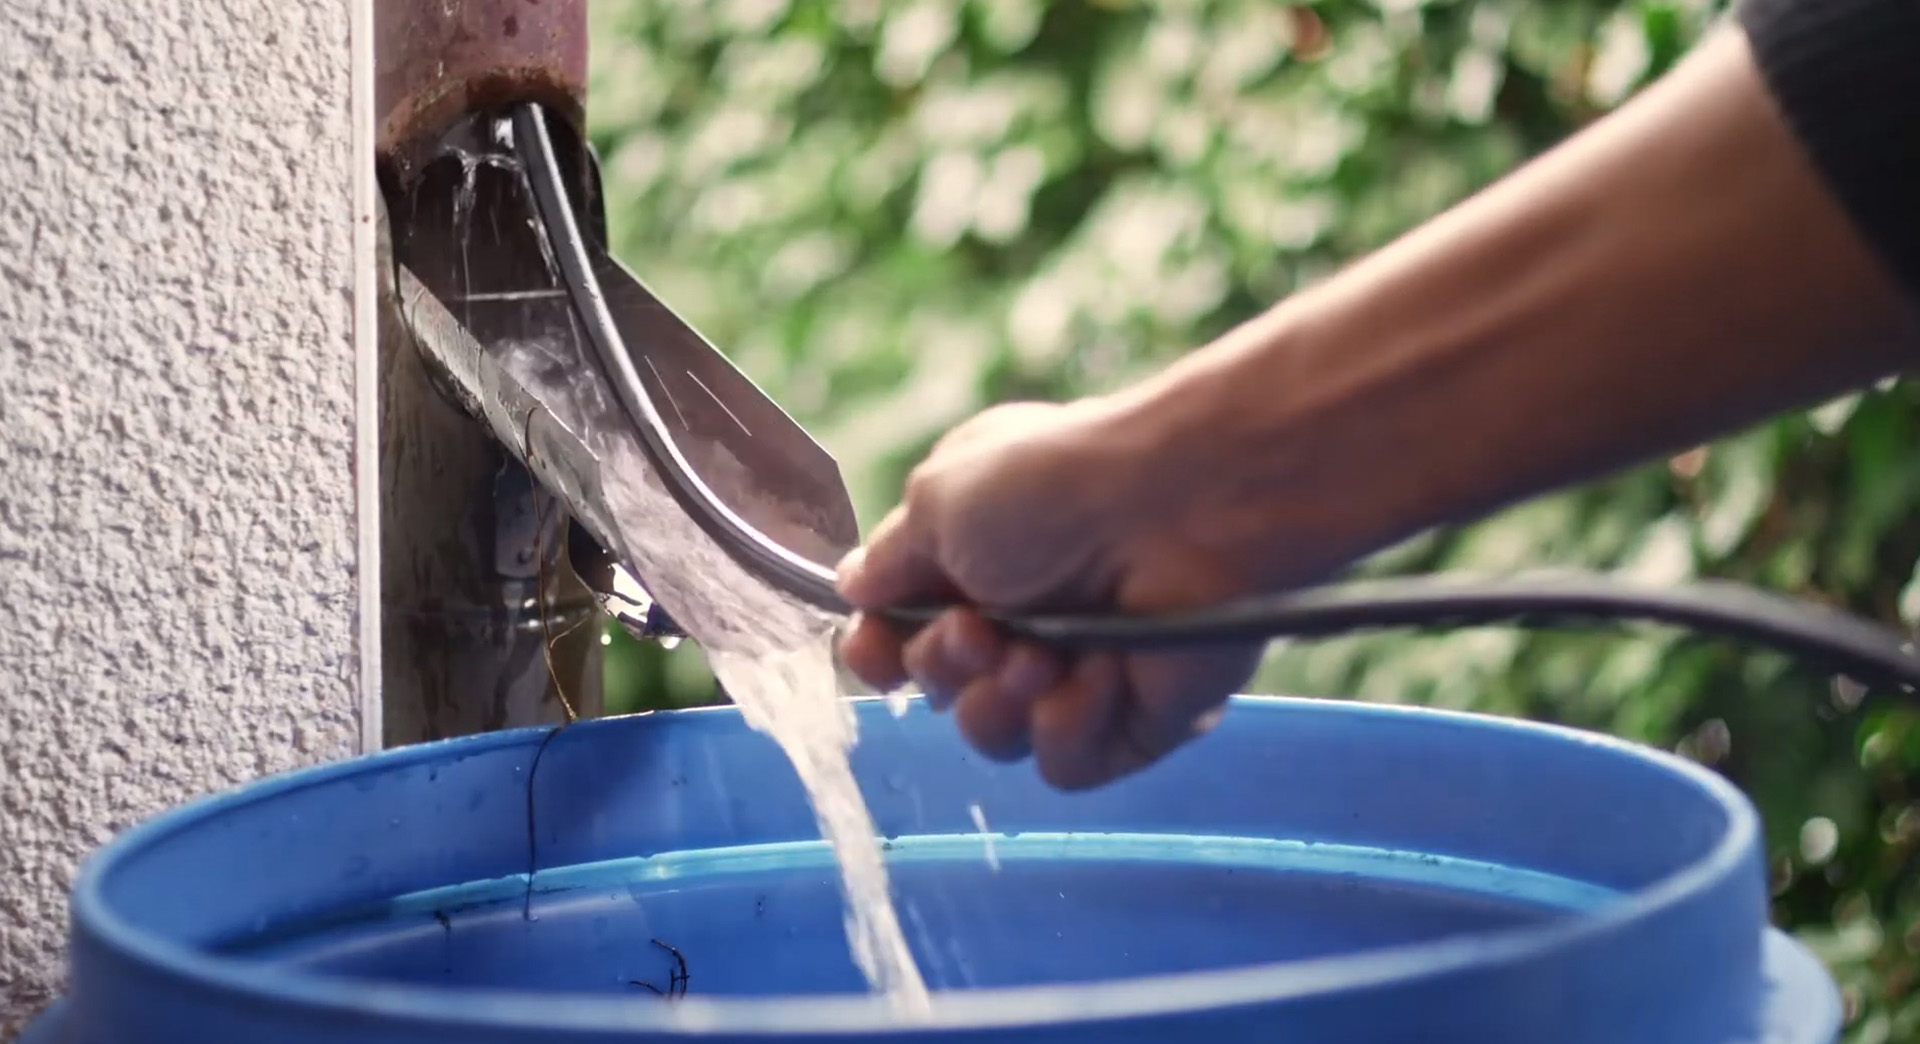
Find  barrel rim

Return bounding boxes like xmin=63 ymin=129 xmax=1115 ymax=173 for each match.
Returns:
xmin=70 ymin=695 xmax=1762 ymax=1035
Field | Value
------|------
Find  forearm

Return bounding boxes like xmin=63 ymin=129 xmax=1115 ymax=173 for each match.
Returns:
xmin=1105 ymin=27 xmax=1918 ymax=589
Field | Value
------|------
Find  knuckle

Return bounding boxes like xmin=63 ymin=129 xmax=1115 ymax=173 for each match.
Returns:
xmin=956 ymin=694 xmax=1032 ymax=764
xmin=901 ymin=465 xmax=942 ymax=510
xmin=846 ymin=648 xmax=905 ymax=692
xmin=901 ymin=629 xmax=941 ymax=680
xmin=905 ymin=618 xmax=978 ymax=694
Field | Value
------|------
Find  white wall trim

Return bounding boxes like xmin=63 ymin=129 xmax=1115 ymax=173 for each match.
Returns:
xmin=350 ymin=0 xmax=384 ymax=755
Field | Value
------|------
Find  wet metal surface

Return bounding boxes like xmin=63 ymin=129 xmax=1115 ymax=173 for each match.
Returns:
xmin=377 ymin=117 xmax=601 ymax=746
xmin=385 ymin=112 xmax=861 ymax=658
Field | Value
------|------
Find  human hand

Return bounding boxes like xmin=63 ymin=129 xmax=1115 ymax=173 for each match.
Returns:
xmin=845 ymin=25 xmax=1920 ymax=790
xmin=833 ymin=396 xmax=1275 ymax=791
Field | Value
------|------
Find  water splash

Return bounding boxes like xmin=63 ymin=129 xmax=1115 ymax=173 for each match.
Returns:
xmin=440 ymin=144 xmax=524 ymax=328
xmin=968 ymin=803 xmax=1000 ymax=873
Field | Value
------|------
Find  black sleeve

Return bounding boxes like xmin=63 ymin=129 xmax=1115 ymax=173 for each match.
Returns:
xmin=1737 ymin=0 xmax=1920 ymax=301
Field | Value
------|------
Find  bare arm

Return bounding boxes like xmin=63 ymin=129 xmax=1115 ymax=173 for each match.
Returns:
xmin=837 ymin=25 xmax=1920 ymax=790
xmin=1095 ymin=25 xmax=1920 ymax=596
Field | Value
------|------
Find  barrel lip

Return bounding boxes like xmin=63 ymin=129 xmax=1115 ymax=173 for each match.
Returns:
xmin=69 ymin=695 xmax=1762 ymax=1036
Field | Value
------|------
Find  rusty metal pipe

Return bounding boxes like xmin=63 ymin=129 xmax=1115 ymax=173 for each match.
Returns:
xmin=376 ymin=0 xmax=587 ymax=185
xmin=374 ymin=0 xmax=600 ymax=745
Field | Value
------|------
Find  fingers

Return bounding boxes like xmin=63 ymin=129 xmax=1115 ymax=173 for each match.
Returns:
xmin=1029 ymin=654 xmax=1126 ymax=790
xmin=1029 ymin=647 xmax=1258 ymax=790
xmin=954 ymin=676 xmax=1032 ymax=762
xmin=837 ymin=603 xmax=1030 ymax=710
xmin=950 ymin=641 xmax=1064 ymax=761
xmin=824 ymin=398 xmax=1243 ymax=789
xmin=996 ymin=641 xmax=1065 ymax=708
xmin=835 ymin=504 xmax=958 ymax=697
xmin=837 ymin=611 xmax=911 ymax=692
xmin=855 ymin=603 xmax=1068 ymax=766
xmin=899 ymin=611 xmax=1059 ymax=763
xmin=842 ymin=607 xmax=1248 ymax=788
xmin=902 ymin=610 xmax=1004 ymax=709
xmin=837 ymin=503 xmax=954 ymax=610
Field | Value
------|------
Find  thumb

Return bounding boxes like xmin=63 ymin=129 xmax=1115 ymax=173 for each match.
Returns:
xmin=836 ymin=504 xmax=959 ymax=609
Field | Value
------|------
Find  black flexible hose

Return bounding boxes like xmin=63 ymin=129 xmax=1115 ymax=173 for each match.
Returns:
xmin=900 ymin=577 xmax=1920 ymax=691
xmin=514 ymin=102 xmax=1920 ymax=696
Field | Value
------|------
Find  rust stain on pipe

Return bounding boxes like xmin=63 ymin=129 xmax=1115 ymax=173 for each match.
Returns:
xmin=376 ymin=0 xmax=587 ymax=182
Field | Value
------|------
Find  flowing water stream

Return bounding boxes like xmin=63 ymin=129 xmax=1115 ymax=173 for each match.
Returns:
xmin=420 ymin=125 xmax=932 ymax=1010
xmin=707 ymin=643 xmax=929 ymax=1007
xmin=503 ymin=335 xmax=934 ymax=1014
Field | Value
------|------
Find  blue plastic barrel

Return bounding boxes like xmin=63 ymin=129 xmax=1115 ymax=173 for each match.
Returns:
xmin=23 ymin=696 xmax=1837 ymax=1043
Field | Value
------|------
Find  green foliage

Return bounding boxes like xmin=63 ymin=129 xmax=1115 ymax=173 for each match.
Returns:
xmin=587 ymin=1 xmax=1919 ymax=1033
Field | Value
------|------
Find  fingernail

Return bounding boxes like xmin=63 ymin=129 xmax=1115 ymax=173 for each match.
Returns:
xmin=926 ymin=683 xmax=957 ymax=713
xmin=997 ymin=645 xmax=1059 ymax=706
xmin=834 ymin=547 xmax=867 ymax=595
xmin=944 ymin=624 xmax=999 ymax=677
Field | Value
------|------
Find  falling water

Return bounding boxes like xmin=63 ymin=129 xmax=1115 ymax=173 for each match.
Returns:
xmin=501 ymin=335 xmax=933 ymax=1014
xmin=416 ymin=119 xmax=932 ymax=1009
xmin=441 ymin=141 xmax=525 ymax=334
xmin=707 ymin=641 xmax=931 ymax=1007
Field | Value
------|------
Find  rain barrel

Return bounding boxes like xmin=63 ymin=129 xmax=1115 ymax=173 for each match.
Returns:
xmin=21 ymin=696 xmax=1839 ymax=1043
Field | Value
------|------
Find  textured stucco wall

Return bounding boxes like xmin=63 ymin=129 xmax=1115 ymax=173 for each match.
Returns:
xmin=0 ymin=1 xmax=362 ymax=1033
